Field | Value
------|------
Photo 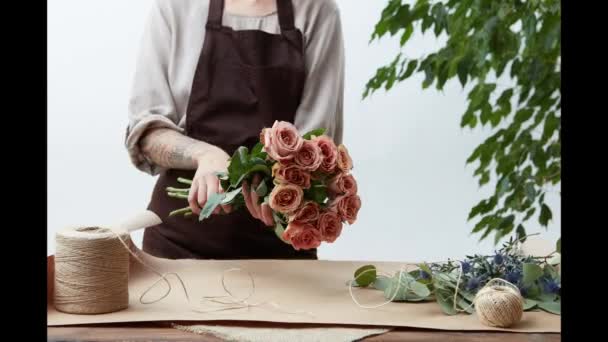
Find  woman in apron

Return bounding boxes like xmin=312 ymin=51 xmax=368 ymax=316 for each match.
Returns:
xmin=125 ymin=0 xmax=344 ymax=259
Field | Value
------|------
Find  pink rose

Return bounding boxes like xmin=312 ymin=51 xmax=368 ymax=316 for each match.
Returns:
xmin=282 ymin=221 xmax=322 ymax=250
xmin=275 ymin=164 xmax=311 ymax=189
xmin=294 ymin=140 xmax=323 ymax=171
xmin=331 ymin=194 xmax=361 ymax=224
xmin=312 ymin=135 xmax=338 ymax=173
xmin=327 ymin=173 xmax=358 ymax=197
xmin=337 ymin=144 xmax=353 ymax=172
xmin=263 ymin=121 xmax=303 ymax=162
xmin=289 ymin=201 xmax=320 ymax=223
xmin=260 ymin=128 xmax=268 ymax=146
xmin=269 ymin=184 xmax=304 ymax=214
xmin=318 ymin=210 xmax=343 ymax=243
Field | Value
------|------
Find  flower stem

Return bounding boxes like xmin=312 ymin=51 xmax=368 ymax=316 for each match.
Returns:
xmin=169 ymin=207 xmax=192 ymax=217
xmin=166 ymin=187 xmax=190 ymax=193
xmin=177 ymin=178 xmax=193 ymax=185
xmin=168 ymin=192 xmax=189 ymax=199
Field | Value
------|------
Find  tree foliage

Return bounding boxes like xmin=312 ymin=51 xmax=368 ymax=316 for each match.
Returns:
xmin=364 ymin=0 xmax=561 ymax=244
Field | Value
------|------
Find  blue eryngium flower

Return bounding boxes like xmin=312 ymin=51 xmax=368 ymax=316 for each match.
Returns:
xmin=419 ymin=271 xmax=431 ymax=280
xmin=466 ymin=277 xmax=481 ymax=291
xmin=505 ymin=271 xmax=521 ymax=284
xmin=461 ymin=261 xmax=472 ymax=274
xmin=541 ymin=278 xmax=560 ymax=294
xmin=493 ymin=253 xmax=504 ymax=265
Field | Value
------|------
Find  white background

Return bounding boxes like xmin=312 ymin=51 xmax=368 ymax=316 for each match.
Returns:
xmin=48 ymin=0 xmax=560 ymax=260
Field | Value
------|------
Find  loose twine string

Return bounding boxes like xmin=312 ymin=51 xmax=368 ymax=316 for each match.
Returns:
xmin=54 ymin=226 xmax=314 ymax=317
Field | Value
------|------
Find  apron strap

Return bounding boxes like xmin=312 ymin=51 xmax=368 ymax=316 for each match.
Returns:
xmin=277 ymin=0 xmax=296 ymax=32
xmin=206 ymin=0 xmax=224 ymax=29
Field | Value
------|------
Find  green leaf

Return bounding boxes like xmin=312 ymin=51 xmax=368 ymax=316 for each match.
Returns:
xmin=516 ymin=224 xmax=526 ymax=242
xmin=497 ymin=177 xmax=511 ymax=198
xmin=234 ymin=164 xmax=272 ymax=187
xmin=515 ymin=108 xmax=534 ymax=123
xmin=523 ymin=299 xmax=538 ymax=311
xmin=354 ymin=265 xmax=377 ymax=287
xmin=556 ymin=238 xmax=561 ymax=253
xmin=458 ymin=296 xmax=474 ymax=314
xmin=305 ymin=185 xmax=328 ymax=204
xmin=255 ymin=180 xmax=268 ymax=197
xmin=522 ymin=263 xmax=543 ymax=286
xmin=227 ymin=146 xmax=249 ymax=185
xmin=199 ymin=193 xmax=226 ymax=221
xmin=372 ymin=276 xmax=391 ymax=291
xmin=456 ymin=57 xmax=472 ymax=88
xmin=538 ymin=300 xmax=560 ymax=315
xmin=272 ymin=211 xmax=286 ymax=225
xmin=523 ymin=207 xmax=536 ymax=221
xmin=302 ymin=128 xmax=326 ymax=140
xmin=525 ymin=183 xmax=536 ymax=201
xmin=410 ymin=280 xmax=431 ymax=298
xmin=400 ymin=60 xmax=418 ymax=80
xmin=435 ymin=288 xmax=458 ymax=315
xmin=384 ymin=272 xmax=427 ymax=302
xmin=400 ymin=23 xmax=414 ymax=46
xmin=539 ymin=204 xmax=553 ymax=226
xmin=459 ymin=290 xmax=476 ymax=303
xmin=273 ymin=222 xmax=290 ymax=244
xmin=221 ymin=187 xmax=242 ymax=205
xmin=251 ymin=142 xmax=264 ymax=157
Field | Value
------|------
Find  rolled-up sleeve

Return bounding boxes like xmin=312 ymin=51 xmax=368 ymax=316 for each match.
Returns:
xmin=294 ymin=4 xmax=345 ymax=145
xmin=125 ymin=0 xmax=183 ymax=175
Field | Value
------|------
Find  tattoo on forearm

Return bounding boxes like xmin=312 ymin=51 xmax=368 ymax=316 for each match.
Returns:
xmin=140 ymin=129 xmax=208 ymax=170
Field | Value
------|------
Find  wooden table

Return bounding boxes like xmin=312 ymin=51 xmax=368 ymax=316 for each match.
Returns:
xmin=48 ymin=323 xmax=560 ymax=341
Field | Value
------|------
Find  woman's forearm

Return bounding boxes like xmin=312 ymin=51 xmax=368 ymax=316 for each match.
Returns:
xmin=140 ymin=128 xmax=227 ymax=170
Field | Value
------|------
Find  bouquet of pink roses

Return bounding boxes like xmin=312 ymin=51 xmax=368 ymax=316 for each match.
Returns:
xmin=167 ymin=121 xmax=361 ymax=250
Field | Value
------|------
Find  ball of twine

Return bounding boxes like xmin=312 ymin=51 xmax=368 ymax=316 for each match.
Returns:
xmin=474 ymin=278 xmax=524 ymax=328
xmin=54 ymin=226 xmax=131 ymax=314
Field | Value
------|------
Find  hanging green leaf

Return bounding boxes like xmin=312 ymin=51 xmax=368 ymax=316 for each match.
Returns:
xmin=539 ymin=204 xmax=553 ymax=226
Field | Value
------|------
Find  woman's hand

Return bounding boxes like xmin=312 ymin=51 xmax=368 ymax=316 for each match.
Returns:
xmin=188 ymin=148 xmax=232 ymax=216
xmin=185 ymin=146 xmax=273 ymax=226
xmin=242 ymin=174 xmax=275 ymax=227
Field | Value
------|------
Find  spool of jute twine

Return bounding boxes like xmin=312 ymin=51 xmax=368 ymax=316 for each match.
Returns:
xmin=473 ymin=278 xmax=524 ymax=328
xmin=54 ymin=226 xmax=130 ymax=314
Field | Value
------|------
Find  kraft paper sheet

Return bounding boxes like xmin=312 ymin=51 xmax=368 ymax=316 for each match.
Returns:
xmin=47 ymin=249 xmax=560 ymax=332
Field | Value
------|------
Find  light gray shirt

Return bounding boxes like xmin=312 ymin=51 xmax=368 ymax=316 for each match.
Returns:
xmin=125 ymin=0 xmax=345 ymax=175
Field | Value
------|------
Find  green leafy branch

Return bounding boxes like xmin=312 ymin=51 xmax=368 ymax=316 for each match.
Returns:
xmin=363 ymin=0 xmax=561 ymax=244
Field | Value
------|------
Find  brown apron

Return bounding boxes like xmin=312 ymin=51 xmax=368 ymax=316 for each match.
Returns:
xmin=143 ymin=0 xmax=316 ymax=260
